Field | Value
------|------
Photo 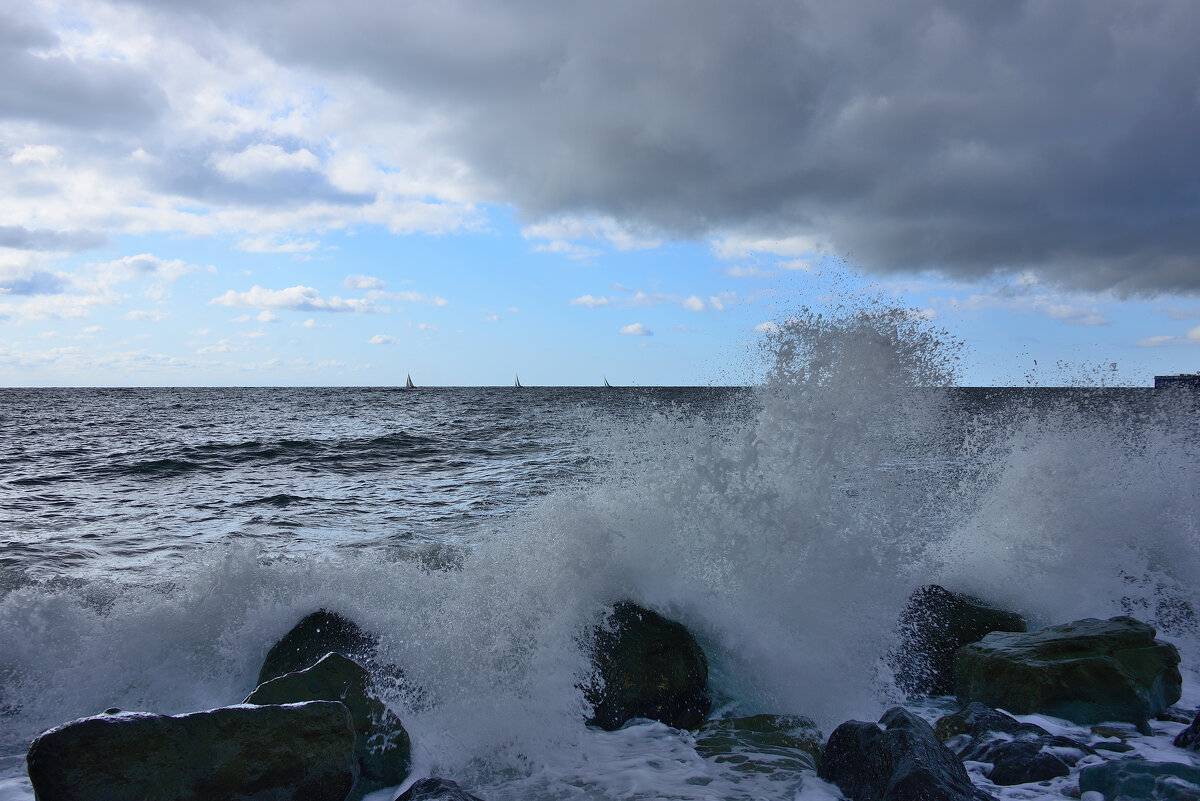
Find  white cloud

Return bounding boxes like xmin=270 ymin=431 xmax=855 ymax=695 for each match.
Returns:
xmin=711 ymin=235 xmax=826 ymax=262
xmin=1137 ymin=326 xmax=1200 ymax=347
xmin=213 ymin=145 xmax=321 ymax=181
xmin=210 ymin=285 xmax=377 ymax=313
xmin=344 ymin=274 xmax=386 ymax=290
xmin=231 ymin=314 xmax=251 ymax=323
xmin=124 ymin=309 xmax=168 ymax=321
xmin=523 ymin=216 xmax=661 ymax=256
xmin=570 ymin=294 xmax=611 ymax=308
xmin=619 ymin=322 xmax=652 ymax=336
xmin=682 ymin=295 xmax=706 ymax=312
xmin=239 ymin=236 xmax=320 ymax=255
xmin=368 ymin=289 xmax=448 ymax=306
xmin=417 ymin=322 xmax=436 ymax=330
xmin=10 ymin=146 xmax=64 ymax=166
xmin=531 ymin=240 xmax=603 ymax=260
xmin=368 ymin=334 xmax=397 ymax=344
xmin=256 ymin=310 xmax=278 ymax=322
xmin=753 ymin=321 xmax=782 ymax=334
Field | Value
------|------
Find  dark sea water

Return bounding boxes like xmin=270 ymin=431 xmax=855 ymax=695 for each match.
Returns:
xmin=2 ymin=373 xmax=1199 ymax=800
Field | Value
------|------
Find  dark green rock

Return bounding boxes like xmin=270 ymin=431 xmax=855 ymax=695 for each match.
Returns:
xmin=246 ymin=652 xmax=410 ymax=797
xmin=586 ymin=602 xmax=710 ymax=731
xmin=1079 ymin=759 xmax=1200 ymax=801
xmin=817 ymin=706 xmax=993 ymax=801
xmin=934 ymin=702 xmax=1094 ymax=786
xmin=953 ymin=616 xmax=1182 ymax=731
xmin=893 ymin=585 xmax=1026 ymax=697
xmin=258 ymin=609 xmax=378 ymax=686
xmin=694 ymin=714 xmax=822 ymax=774
xmin=26 ymin=701 xmax=356 ymax=801
xmin=396 ymin=778 xmax=486 ymax=801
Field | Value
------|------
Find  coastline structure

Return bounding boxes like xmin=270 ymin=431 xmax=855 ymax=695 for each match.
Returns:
xmin=1154 ymin=373 xmax=1200 ymax=388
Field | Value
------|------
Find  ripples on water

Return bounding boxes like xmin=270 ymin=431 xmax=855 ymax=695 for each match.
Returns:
xmin=0 ymin=387 xmax=745 ymax=579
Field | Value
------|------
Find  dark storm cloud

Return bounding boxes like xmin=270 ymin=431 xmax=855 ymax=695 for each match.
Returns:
xmin=0 ymin=226 xmax=109 ymax=252
xmin=111 ymin=0 xmax=1200 ymax=293
xmin=0 ymin=8 xmax=165 ymax=130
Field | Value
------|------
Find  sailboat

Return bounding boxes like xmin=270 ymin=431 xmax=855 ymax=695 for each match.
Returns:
xmin=603 ymin=377 xmax=612 ymax=388
xmin=405 ymin=374 xmax=415 ymax=389
xmin=514 ymin=375 xmax=523 ymax=388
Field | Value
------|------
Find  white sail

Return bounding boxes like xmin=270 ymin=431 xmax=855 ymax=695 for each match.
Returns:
xmin=604 ymin=377 xmax=612 ymax=388
xmin=515 ymin=375 xmax=522 ymax=388
xmin=405 ymin=374 xmax=415 ymax=389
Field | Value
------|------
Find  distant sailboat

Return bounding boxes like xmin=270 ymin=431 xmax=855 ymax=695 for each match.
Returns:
xmin=405 ymin=374 xmax=415 ymax=389
xmin=515 ymin=375 xmax=523 ymax=388
xmin=603 ymin=377 xmax=612 ymax=388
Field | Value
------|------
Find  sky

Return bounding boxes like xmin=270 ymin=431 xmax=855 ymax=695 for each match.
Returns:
xmin=1 ymin=0 xmax=1199 ymax=386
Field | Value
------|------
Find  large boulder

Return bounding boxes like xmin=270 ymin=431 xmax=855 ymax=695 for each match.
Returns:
xmin=694 ymin=714 xmax=823 ymax=774
xmin=258 ymin=609 xmax=378 ymax=685
xmin=396 ymin=778 xmax=486 ymax=801
xmin=817 ymin=706 xmax=992 ymax=801
xmin=1079 ymin=759 xmax=1200 ymax=801
xmin=585 ymin=602 xmax=711 ymax=731
xmin=893 ymin=585 xmax=1026 ymax=697
xmin=954 ymin=616 xmax=1182 ymax=732
xmin=26 ymin=702 xmax=356 ymax=801
xmin=934 ymin=702 xmax=1094 ymax=785
xmin=246 ymin=652 xmax=410 ymax=797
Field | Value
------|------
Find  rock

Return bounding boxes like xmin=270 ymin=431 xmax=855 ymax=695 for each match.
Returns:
xmin=934 ymin=702 xmax=1095 ymax=786
xmin=26 ymin=701 xmax=356 ymax=801
xmin=396 ymin=778 xmax=486 ymax=801
xmin=258 ymin=609 xmax=379 ymax=685
xmin=817 ymin=706 xmax=993 ymax=801
xmin=694 ymin=714 xmax=822 ymax=773
xmin=585 ymin=601 xmax=711 ymax=731
xmin=954 ymin=616 xmax=1182 ymax=731
xmin=1078 ymin=759 xmax=1200 ymax=801
xmin=893 ymin=585 xmax=1027 ymax=697
xmin=246 ymin=652 xmax=410 ymax=797
xmin=1175 ymin=712 xmax=1200 ymax=750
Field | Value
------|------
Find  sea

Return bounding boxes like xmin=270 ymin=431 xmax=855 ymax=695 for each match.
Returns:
xmin=2 ymin=316 xmax=1200 ymax=801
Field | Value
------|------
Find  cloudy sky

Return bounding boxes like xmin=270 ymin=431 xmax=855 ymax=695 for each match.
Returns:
xmin=2 ymin=0 xmax=1198 ymax=386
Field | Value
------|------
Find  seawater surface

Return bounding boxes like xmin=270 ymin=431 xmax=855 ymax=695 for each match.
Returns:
xmin=2 ymin=371 xmax=1199 ymax=800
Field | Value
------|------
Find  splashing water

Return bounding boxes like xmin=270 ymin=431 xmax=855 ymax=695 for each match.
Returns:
xmin=1 ymin=302 xmax=1198 ymax=801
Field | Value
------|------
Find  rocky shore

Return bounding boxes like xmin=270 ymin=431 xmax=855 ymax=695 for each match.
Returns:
xmin=23 ymin=587 xmax=1200 ymax=801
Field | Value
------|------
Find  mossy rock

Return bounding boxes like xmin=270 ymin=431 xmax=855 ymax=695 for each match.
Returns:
xmin=26 ymin=702 xmax=356 ymax=801
xmin=258 ymin=609 xmax=379 ymax=686
xmin=893 ymin=585 xmax=1026 ymax=697
xmin=246 ymin=652 xmax=410 ymax=797
xmin=954 ymin=615 xmax=1181 ymax=732
xmin=586 ymin=602 xmax=710 ymax=731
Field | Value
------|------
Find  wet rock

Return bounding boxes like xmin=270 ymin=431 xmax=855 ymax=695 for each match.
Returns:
xmin=586 ymin=601 xmax=710 ymax=731
xmin=26 ymin=701 xmax=356 ymax=801
xmin=258 ymin=608 xmax=379 ymax=685
xmin=1174 ymin=711 xmax=1200 ymax=750
xmin=934 ymin=702 xmax=1094 ymax=786
xmin=817 ymin=706 xmax=993 ymax=801
xmin=246 ymin=652 xmax=410 ymax=797
xmin=954 ymin=616 xmax=1182 ymax=731
xmin=1079 ymin=758 xmax=1200 ymax=801
xmin=397 ymin=778 xmax=486 ymax=801
xmin=894 ymin=585 xmax=1026 ymax=697
xmin=694 ymin=714 xmax=822 ymax=773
